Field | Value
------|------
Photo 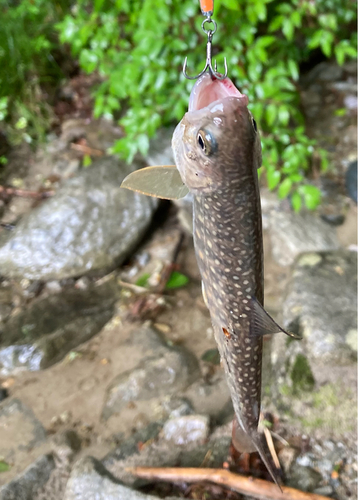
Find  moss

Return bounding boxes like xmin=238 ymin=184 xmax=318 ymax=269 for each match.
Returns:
xmin=290 ymin=354 xmax=315 ymax=393
xmin=311 ymin=384 xmax=339 ymax=409
xmin=299 ymin=384 xmax=356 ymax=434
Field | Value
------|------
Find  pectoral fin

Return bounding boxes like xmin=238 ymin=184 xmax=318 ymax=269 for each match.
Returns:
xmin=121 ymin=165 xmax=189 ymax=200
xmin=250 ymin=298 xmax=302 ymax=339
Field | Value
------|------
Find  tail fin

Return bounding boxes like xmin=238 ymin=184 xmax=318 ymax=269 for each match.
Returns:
xmin=251 ymin=431 xmax=283 ymax=490
xmin=232 ymin=418 xmax=282 ymax=489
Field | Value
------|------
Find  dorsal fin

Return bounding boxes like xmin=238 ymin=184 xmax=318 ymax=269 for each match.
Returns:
xmin=121 ymin=166 xmax=189 ymax=200
xmin=250 ymin=297 xmax=302 ymax=339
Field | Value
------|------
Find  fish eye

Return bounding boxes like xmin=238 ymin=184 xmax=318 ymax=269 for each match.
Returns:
xmin=197 ymin=129 xmax=217 ymax=156
xmin=252 ymin=118 xmax=257 ymax=132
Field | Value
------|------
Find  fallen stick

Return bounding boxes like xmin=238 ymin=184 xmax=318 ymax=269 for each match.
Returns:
xmin=0 ymin=186 xmax=54 ymax=199
xmin=70 ymin=143 xmax=104 ymax=156
xmin=128 ymin=467 xmax=332 ymax=500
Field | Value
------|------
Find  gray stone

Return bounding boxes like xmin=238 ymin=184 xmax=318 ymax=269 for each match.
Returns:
xmin=183 ymin=373 xmax=231 ymax=421
xmin=282 ymin=250 xmax=357 ymax=362
xmin=0 ymin=399 xmax=46 ymax=464
xmin=102 ymin=343 xmax=200 ymax=420
xmin=0 ymin=157 xmax=157 ymax=281
xmin=162 ymin=415 xmax=210 ymax=445
xmin=174 ymin=193 xmax=194 ymax=234
xmin=0 ymin=278 xmax=119 ymax=375
xmin=103 ymin=422 xmax=231 ymax=487
xmin=0 ymin=454 xmax=55 ymax=500
xmin=63 ymin=456 xmax=182 ymax=500
xmin=286 ymin=464 xmax=323 ymax=492
xmin=268 ymin=211 xmax=339 ymax=266
xmin=160 ymin=398 xmax=194 ymax=419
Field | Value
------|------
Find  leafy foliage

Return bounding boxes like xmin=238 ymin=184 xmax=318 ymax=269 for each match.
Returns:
xmin=165 ymin=271 xmax=189 ymax=289
xmin=56 ymin=0 xmax=356 ymax=210
xmin=0 ymin=0 xmax=71 ymax=144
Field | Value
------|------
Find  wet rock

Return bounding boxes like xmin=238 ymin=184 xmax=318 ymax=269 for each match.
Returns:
xmin=267 ymin=211 xmax=339 ymax=266
xmin=291 ymin=439 xmax=357 ymax=499
xmin=162 ymin=415 xmax=210 ymax=445
xmin=102 ymin=342 xmax=200 ymax=420
xmin=0 ymin=388 xmax=8 ymax=402
xmin=0 ymin=399 xmax=46 ymax=465
xmin=103 ymin=422 xmax=231 ymax=487
xmin=183 ymin=373 xmax=231 ymax=422
xmin=282 ymin=250 xmax=357 ymax=362
xmin=0 ymin=157 xmax=157 ymax=281
xmin=286 ymin=464 xmax=323 ymax=492
xmin=320 ymin=213 xmax=345 ymax=226
xmin=0 ymin=454 xmax=55 ymax=500
xmin=0 ymin=287 xmax=14 ymax=323
xmin=0 ymin=278 xmax=118 ymax=375
xmin=160 ymin=398 xmax=194 ymax=419
xmin=174 ymin=194 xmax=193 ymax=234
xmin=51 ymin=430 xmax=81 ymax=465
xmin=63 ymin=456 xmax=182 ymax=500
xmin=345 ymin=160 xmax=357 ymax=203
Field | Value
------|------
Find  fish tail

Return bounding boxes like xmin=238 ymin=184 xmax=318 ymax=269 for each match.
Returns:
xmin=251 ymin=431 xmax=283 ymax=490
xmin=232 ymin=418 xmax=282 ymax=489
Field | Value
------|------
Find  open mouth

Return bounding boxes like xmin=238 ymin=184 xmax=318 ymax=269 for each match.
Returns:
xmin=188 ymin=73 xmax=248 ymax=111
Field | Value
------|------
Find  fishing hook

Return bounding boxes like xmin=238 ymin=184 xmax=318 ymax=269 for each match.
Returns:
xmin=183 ymin=17 xmax=228 ymax=81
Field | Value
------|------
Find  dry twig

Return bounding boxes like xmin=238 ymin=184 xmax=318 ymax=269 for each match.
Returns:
xmin=70 ymin=143 xmax=104 ymax=156
xmin=0 ymin=186 xmax=54 ymax=200
xmin=128 ymin=467 xmax=332 ymax=500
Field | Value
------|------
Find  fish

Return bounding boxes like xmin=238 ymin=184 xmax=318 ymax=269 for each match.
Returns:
xmin=121 ymin=72 xmax=300 ymax=487
xmin=171 ymin=73 xmax=301 ymax=486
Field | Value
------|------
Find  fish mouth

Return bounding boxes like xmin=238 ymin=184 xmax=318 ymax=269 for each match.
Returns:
xmin=188 ymin=73 xmax=249 ymax=111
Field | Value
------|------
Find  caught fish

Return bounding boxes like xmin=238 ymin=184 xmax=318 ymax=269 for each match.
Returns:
xmin=122 ymin=72 xmax=300 ymax=486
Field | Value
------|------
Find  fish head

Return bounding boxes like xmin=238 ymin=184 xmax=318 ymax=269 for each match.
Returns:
xmin=172 ymin=73 xmax=262 ymax=194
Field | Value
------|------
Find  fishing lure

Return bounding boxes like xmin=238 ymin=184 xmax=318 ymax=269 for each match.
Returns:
xmin=183 ymin=0 xmax=227 ymax=80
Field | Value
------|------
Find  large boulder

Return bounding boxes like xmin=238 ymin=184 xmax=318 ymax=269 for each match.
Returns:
xmin=63 ymin=456 xmax=182 ymax=500
xmin=102 ymin=327 xmax=200 ymax=421
xmin=0 ymin=278 xmax=119 ymax=375
xmin=282 ymin=250 xmax=357 ymax=362
xmin=267 ymin=211 xmax=339 ymax=267
xmin=0 ymin=157 xmax=157 ymax=281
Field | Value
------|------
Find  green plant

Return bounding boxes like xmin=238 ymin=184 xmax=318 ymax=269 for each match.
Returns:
xmin=0 ymin=0 xmax=71 ymax=145
xmin=59 ymin=0 xmax=355 ymax=209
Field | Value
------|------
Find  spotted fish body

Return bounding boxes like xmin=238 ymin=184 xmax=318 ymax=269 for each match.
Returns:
xmin=172 ymin=73 xmax=295 ymax=485
xmin=194 ymin=177 xmax=263 ymax=437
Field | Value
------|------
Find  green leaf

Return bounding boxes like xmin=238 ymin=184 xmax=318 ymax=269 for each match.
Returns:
xmin=136 ymin=134 xmax=150 ymax=156
xmin=166 ymin=271 xmax=189 ymax=289
xmin=15 ymin=117 xmax=27 ymax=130
xmin=320 ymin=31 xmax=334 ymax=58
xmin=287 ymin=60 xmax=299 ymax=81
xmin=82 ymin=154 xmax=92 ymax=167
xmin=282 ymin=18 xmax=294 ymax=41
xmin=0 ymin=460 xmax=10 ymax=472
xmin=278 ymin=178 xmax=292 ymax=199
xmin=135 ymin=273 xmax=150 ymax=287
xmin=267 ymin=168 xmax=281 ymax=190
xmin=201 ymin=348 xmax=221 ymax=365
xmin=278 ymin=105 xmax=290 ymax=125
xmin=266 ymin=103 xmax=277 ymax=126
xmin=299 ymin=185 xmax=321 ymax=210
xmin=308 ymin=29 xmax=324 ymax=49
xmin=291 ymin=191 xmax=302 ymax=212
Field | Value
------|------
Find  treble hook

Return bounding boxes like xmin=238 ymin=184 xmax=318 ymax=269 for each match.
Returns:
xmin=183 ymin=18 xmax=228 ymax=81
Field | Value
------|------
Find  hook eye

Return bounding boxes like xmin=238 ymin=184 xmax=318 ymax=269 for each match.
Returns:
xmin=201 ymin=18 xmax=217 ymax=35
